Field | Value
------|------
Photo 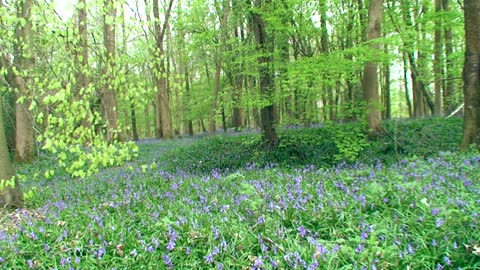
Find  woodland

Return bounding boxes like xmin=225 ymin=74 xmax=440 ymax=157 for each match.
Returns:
xmin=0 ymin=0 xmax=480 ymax=269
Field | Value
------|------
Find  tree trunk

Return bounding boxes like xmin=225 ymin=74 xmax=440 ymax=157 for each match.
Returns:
xmin=152 ymin=0 xmax=174 ymax=139
xmin=433 ymin=0 xmax=443 ymax=116
xmin=461 ymin=0 xmax=480 ymax=148
xmin=0 ymin=99 xmax=24 ymax=209
xmin=13 ymin=0 xmax=35 ymax=163
xmin=251 ymin=0 xmax=279 ymax=148
xmin=208 ymin=0 xmax=229 ymax=134
xmin=75 ymin=0 xmax=92 ymax=130
xmin=383 ymin=43 xmax=391 ymax=119
xmin=102 ymin=0 xmax=118 ymax=142
xmin=208 ymin=59 xmax=222 ymax=134
xmin=402 ymin=52 xmax=413 ymax=118
xmin=443 ymin=0 xmax=456 ymax=114
xmin=362 ymin=0 xmax=383 ymax=134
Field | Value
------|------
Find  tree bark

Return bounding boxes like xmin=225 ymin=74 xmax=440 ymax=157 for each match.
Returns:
xmin=0 ymin=99 xmax=24 ymax=209
xmin=75 ymin=0 xmax=92 ymax=129
xmin=461 ymin=0 xmax=480 ymax=148
xmin=251 ymin=0 xmax=279 ymax=148
xmin=362 ymin=0 xmax=383 ymax=134
xmin=13 ymin=0 xmax=35 ymax=163
xmin=152 ymin=0 xmax=174 ymax=139
xmin=443 ymin=0 xmax=456 ymax=114
xmin=102 ymin=0 xmax=118 ymax=142
xmin=433 ymin=0 xmax=443 ymax=116
xmin=208 ymin=0 xmax=229 ymax=134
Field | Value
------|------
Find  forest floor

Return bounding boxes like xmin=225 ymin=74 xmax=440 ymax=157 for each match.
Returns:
xmin=1 ymin=117 xmax=479 ymax=269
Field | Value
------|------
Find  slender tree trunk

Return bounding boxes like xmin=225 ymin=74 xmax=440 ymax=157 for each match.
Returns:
xmin=362 ymin=0 xmax=383 ymax=134
xmin=76 ymin=0 xmax=92 ymax=130
xmin=145 ymin=104 xmax=151 ymax=138
xmin=383 ymin=43 xmax=391 ymax=119
xmin=402 ymin=52 xmax=413 ymax=118
xmin=0 ymin=100 xmax=24 ymax=209
xmin=152 ymin=0 xmax=174 ymax=139
xmin=433 ymin=0 xmax=443 ymax=116
xmin=443 ymin=0 xmax=455 ymax=114
xmin=183 ymin=66 xmax=194 ymax=135
xmin=102 ymin=0 xmax=118 ymax=142
xmin=208 ymin=59 xmax=222 ymax=134
xmin=208 ymin=0 xmax=229 ymax=134
xmin=130 ymin=101 xmax=139 ymax=140
xmin=251 ymin=0 xmax=279 ymax=148
xmin=461 ymin=0 xmax=480 ymax=148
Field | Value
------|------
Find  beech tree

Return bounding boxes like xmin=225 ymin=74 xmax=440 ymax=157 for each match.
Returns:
xmin=102 ymin=0 xmax=119 ymax=142
xmin=151 ymin=0 xmax=175 ymax=139
xmin=251 ymin=0 xmax=279 ymax=148
xmin=8 ymin=0 xmax=35 ymax=163
xmin=362 ymin=0 xmax=383 ymax=134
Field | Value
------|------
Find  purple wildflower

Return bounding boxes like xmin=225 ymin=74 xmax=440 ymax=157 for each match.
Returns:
xmin=355 ymin=244 xmax=364 ymax=253
xmin=252 ymin=256 xmax=263 ymax=269
xmin=298 ymin=226 xmax=307 ymax=237
xmin=432 ymin=208 xmax=440 ymax=216
xmin=436 ymin=218 xmax=445 ymax=227
xmin=97 ymin=246 xmax=106 ymax=258
xmin=257 ymin=216 xmax=265 ymax=224
xmin=307 ymin=259 xmax=318 ymax=270
xmin=444 ymin=256 xmax=451 ymax=265
xmin=60 ymin=257 xmax=71 ymax=266
xmin=212 ymin=226 xmax=220 ymax=240
xmin=331 ymin=244 xmax=340 ymax=253
xmin=166 ymin=240 xmax=175 ymax=251
xmin=205 ymin=251 xmax=214 ymax=264
xmin=163 ymin=254 xmax=173 ymax=268
xmin=361 ymin=231 xmax=368 ymax=240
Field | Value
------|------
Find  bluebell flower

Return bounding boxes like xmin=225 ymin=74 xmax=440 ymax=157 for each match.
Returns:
xmin=163 ymin=254 xmax=173 ymax=268
xmin=435 ymin=218 xmax=444 ymax=227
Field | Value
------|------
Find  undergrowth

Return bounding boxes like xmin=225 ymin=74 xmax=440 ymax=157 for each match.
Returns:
xmin=158 ymin=117 xmax=463 ymax=174
xmin=1 ymin=117 xmax=477 ymax=270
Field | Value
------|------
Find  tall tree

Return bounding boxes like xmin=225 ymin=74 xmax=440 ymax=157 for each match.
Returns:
xmin=13 ymin=0 xmax=35 ymax=162
xmin=251 ymin=0 xmax=279 ymax=148
xmin=0 ymin=98 xmax=24 ymax=209
xmin=75 ymin=0 xmax=92 ymax=129
xmin=102 ymin=0 xmax=119 ymax=142
xmin=433 ymin=0 xmax=443 ymax=116
xmin=152 ymin=0 xmax=174 ymax=139
xmin=442 ymin=0 xmax=456 ymax=114
xmin=461 ymin=0 xmax=480 ymax=148
xmin=208 ymin=0 xmax=229 ymax=134
xmin=362 ymin=0 xmax=383 ymax=134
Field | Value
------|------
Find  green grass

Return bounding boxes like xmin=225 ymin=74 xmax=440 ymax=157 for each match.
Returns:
xmin=1 ymin=117 xmax=479 ymax=269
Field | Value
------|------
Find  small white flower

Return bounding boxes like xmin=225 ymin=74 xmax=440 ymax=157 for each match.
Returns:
xmin=473 ymin=245 xmax=480 ymax=256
